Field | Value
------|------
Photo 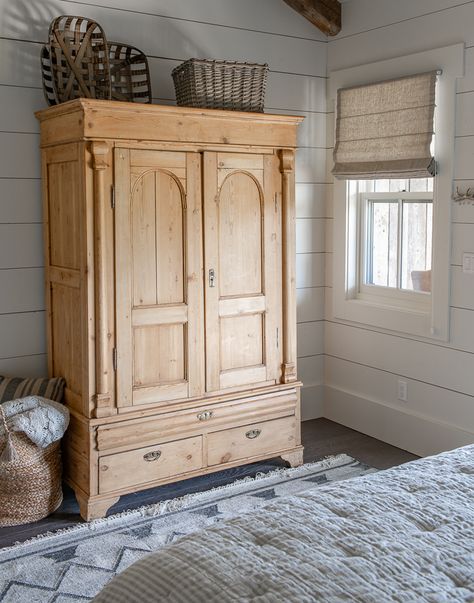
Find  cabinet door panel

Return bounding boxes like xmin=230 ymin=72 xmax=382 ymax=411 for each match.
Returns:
xmin=131 ymin=170 xmax=158 ymax=307
xmin=218 ymin=172 xmax=262 ymax=297
xmin=155 ymin=171 xmax=185 ymax=304
xmin=220 ymin=314 xmax=263 ymax=371
xmin=133 ymin=323 xmax=186 ymax=386
xmin=204 ymin=152 xmax=282 ymax=393
xmin=115 ymin=149 xmax=204 ymax=407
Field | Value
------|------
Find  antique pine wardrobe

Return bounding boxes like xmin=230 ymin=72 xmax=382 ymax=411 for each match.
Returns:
xmin=36 ymin=100 xmax=303 ymax=520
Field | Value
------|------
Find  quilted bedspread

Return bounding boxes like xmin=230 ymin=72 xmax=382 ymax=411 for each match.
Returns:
xmin=94 ymin=445 xmax=474 ymax=602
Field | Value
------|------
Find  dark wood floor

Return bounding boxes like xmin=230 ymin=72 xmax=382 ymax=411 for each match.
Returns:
xmin=302 ymin=418 xmax=417 ymax=470
xmin=0 ymin=419 xmax=418 ymax=548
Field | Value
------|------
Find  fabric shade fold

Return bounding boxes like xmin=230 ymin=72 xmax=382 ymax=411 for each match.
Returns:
xmin=332 ymin=71 xmax=437 ymax=180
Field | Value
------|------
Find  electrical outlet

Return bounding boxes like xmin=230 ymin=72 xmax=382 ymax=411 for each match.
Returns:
xmin=398 ymin=379 xmax=408 ymax=402
xmin=462 ymin=253 xmax=474 ymax=274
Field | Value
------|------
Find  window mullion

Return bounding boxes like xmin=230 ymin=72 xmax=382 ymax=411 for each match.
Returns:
xmin=365 ymin=200 xmax=370 ymax=286
xmin=425 ymin=202 xmax=429 ymax=267
xmin=386 ymin=202 xmax=391 ymax=287
xmin=397 ymin=199 xmax=403 ymax=289
xmin=362 ymin=198 xmax=371 ymax=287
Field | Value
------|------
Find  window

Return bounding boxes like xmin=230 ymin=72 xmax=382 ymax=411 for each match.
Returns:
xmin=357 ymin=179 xmax=433 ymax=310
xmin=330 ymin=44 xmax=464 ymax=341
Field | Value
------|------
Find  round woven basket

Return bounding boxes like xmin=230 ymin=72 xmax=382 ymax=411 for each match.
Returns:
xmin=0 ymin=431 xmax=63 ymax=527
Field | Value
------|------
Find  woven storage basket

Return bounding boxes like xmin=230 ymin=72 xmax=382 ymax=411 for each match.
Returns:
xmin=172 ymin=58 xmax=268 ymax=112
xmin=0 ymin=407 xmax=63 ymax=527
xmin=40 ymin=45 xmax=58 ymax=106
xmin=48 ymin=15 xmax=111 ymax=103
xmin=41 ymin=20 xmax=153 ymax=105
xmin=108 ymin=41 xmax=152 ymax=104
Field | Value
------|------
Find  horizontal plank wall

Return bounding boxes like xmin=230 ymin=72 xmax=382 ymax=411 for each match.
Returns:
xmin=0 ymin=0 xmax=328 ymax=419
xmin=325 ymin=0 xmax=474 ymax=455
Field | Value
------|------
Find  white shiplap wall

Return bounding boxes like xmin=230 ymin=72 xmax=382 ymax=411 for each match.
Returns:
xmin=325 ymin=0 xmax=474 ymax=455
xmin=0 ymin=0 xmax=328 ymax=419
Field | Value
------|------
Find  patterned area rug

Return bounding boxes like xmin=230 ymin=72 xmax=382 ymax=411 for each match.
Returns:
xmin=0 ymin=454 xmax=375 ymax=602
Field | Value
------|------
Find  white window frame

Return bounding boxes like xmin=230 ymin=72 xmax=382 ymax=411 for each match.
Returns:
xmin=329 ymin=44 xmax=464 ymax=341
xmin=358 ymin=191 xmax=433 ymax=311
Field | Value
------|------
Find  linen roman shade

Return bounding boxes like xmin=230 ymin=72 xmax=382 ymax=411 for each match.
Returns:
xmin=332 ymin=71 xmax=437 ymax=180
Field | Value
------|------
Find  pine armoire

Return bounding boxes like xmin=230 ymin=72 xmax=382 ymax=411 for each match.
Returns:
xmin=36 ymin=99 xmax=304 ymax=520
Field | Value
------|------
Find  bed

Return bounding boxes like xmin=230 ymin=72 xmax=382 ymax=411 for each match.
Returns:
xmin=94 ymin=445 xmax=474 ymax=602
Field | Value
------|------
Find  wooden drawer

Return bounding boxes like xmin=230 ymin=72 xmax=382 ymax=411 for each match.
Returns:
xmin=97 ymin=389 xmax=298 ymax=452
xmin=99 ymin=436 xmax=202 ymax=494
xmin=207 ymin=416 xmax=296 ymax=466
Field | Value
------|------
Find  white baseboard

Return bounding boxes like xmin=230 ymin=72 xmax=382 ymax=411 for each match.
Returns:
xmin=301 ymin=384 xmax=324 ymax=421
xmin=324 ymin=385 xmax=474 ymax=457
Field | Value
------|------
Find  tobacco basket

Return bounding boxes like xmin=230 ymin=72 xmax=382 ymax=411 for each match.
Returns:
xmin=40 ymin=45 xmax=58 ymax=106
xmin=108 ymin=42 xmax=152 ymax=104
xmin=48 ymin=15 xmax=111 ymax=103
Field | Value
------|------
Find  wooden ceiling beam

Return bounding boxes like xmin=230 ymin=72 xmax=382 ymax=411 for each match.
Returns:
xmin=283 ymin=0 xmax=341 ymax=36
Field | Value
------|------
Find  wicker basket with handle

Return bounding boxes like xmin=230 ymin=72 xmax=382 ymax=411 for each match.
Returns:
xmin=172 ymin=58 xmax=268 ymax=112
xmin=0 ymin=405 xmax=63 ymax=527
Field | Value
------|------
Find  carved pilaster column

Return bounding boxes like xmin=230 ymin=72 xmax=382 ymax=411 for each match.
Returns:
xmin=279 ymin=149 xmax=297 ymax=383
xmin=90 ymin=141 xmax=112 ymax=418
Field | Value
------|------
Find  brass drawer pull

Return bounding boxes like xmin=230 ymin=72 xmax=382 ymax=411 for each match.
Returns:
xmin=197 ymin=410 xmax=214 ymax=421
xmin=143 ymin=450 xmax=162 ymax=462
xmin=246 ymin=429 xmax=261 ymax=440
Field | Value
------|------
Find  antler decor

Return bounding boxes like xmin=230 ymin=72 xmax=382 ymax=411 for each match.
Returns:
xmin=452 ymin=186 xmax=474 ymax=205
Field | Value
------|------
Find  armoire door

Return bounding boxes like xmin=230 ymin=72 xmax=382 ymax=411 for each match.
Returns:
xmin=114 ymin=149 xmax=204 ymax=408
xmin=203 ymin=152 xmax=282 ymax=392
